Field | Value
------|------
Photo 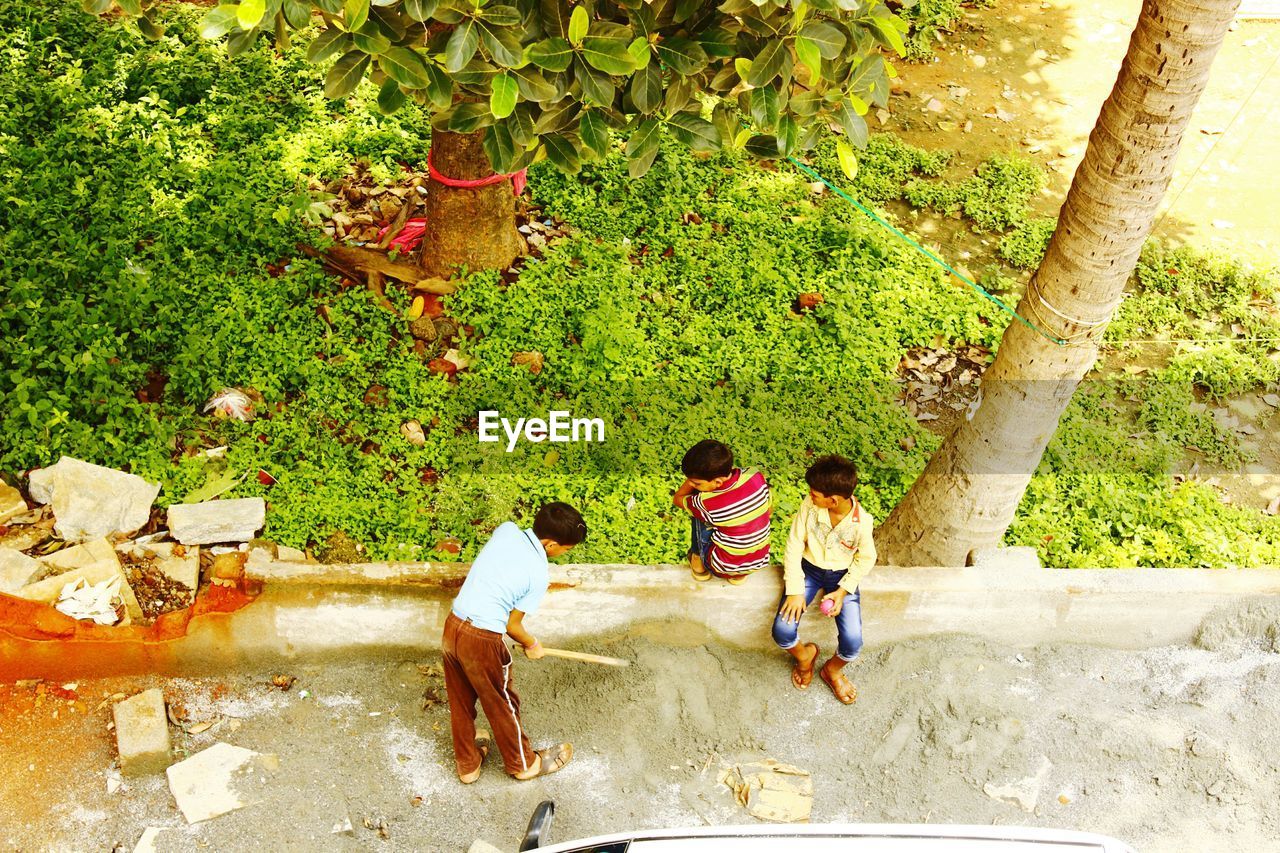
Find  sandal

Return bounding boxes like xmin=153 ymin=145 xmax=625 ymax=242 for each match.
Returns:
xmin=725 ymin=574 xmax=748 ymax=586
xmin=516 ymin=742 xmax=574 ymax=780
xmin=689 ymin=552 xmax=711 ymax=582
xmin=791 ymin=643 xmax=819 ymax=690
xmin=458 ymin=729 xmax=491 ymax=784
xmin=821 ymin=665 xmax=858 ymax=705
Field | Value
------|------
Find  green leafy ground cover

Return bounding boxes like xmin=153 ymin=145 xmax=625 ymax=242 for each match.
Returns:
xmin=2 ymin=2 xmax=1279 ymax=567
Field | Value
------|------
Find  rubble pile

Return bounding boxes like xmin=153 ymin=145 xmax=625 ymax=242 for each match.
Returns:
xmin=0 ymin=456 xmax=310 ymax=628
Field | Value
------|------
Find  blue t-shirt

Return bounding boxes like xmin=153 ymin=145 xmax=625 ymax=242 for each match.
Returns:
xmin=451 ymin=522 xmax=549 ymax=634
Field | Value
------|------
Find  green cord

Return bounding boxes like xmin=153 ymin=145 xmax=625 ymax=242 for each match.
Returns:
xmin=785 ymin=156 xmax=1068 ymax=347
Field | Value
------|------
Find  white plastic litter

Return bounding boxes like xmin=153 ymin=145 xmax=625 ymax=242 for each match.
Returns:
xmin=203 ymin=388 xmax=255 ymax=421
xmin=55 ymin=575 xmax=123 ymax=625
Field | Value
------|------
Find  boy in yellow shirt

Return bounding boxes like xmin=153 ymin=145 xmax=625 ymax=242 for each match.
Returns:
xmin=772 ymin=455 xmax=876 ymax=704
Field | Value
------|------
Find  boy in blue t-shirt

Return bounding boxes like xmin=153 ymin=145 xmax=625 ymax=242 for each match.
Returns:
xmin=444 ymin=502 xmax=587 ymax=783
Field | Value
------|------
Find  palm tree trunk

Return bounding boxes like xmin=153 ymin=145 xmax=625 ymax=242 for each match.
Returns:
xmin=875 ymin=0 xmax=1241 ymax=566
xmin=418 ymin=130 xmax=523 ymax=278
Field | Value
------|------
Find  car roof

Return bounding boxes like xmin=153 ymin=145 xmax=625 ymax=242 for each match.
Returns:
xmin=537 ymin=823 xmax=1135 ymax=853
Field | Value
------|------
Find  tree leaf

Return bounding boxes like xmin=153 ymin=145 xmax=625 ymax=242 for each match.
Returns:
xmin=575 ymin=57 xmax=615 ymax=107
xmin=871 ymin=13 xmax=907 ymax=58
xmin=481 ymin=24 xmax=525 ymax=68
xmin=743 ymin=133 xmax=781 ymax=159
xmin=543 ymin=134 xmax=582 ymax=173
xmin=794 ymin=36 xmax=821 ymax=77
xmin=511 ymin=66 xmax=558 ymax=102
xmin=403 ymin=0 xmax=439 ymax=21
xmin=238 ymin=0 xmax=267 ymax=28
xmin=380 ymin=47 xmax=432 ymax=87
xmin=833 ymin=98 xmax=868 ymax=148
xmin=776 ymin=114 xmax=799 ymax=155
xmin=482 ymin=121 xmax=518 ymax=171
xmin=655 ymin=36 xmax=708 ymax=76
xmin=799 ymin=20 xmax=845 ymax=59
xmin=424 ymin=62 xmax=454 ymax=108
xmin=526 ymin=37 xmax=574 ymax=72
xmin=627 ymin=37 xmax=650 ymax=69
xmin=482 ymin=4 xmax=521 ymax=26
xmin=445 ymin=20 xmax=480 ymax=72
xmin=282 ymin=0 xmax=312 ymax=29
xmin=199 ymin=6 xmax=240 ymax=39
xmin=81 ymin=0 xmax=114 ymax=14
xmin=579 ymin=110 xmax=610 ymax=158
xmin=674 ymin=0 xmax=703 ymax=23
xmin=377 ymin=78 xmax=407 ymax=114
xmin=490 ymin=73 xmax=519 ymax=118
xmin=582 ymin=38 xmax=635 ymax=75
xmin=137 ymin=13 xmax=165 ymax=40
xmin=568 ymin=5 xmax=589 ymax=45
xmin=344 ymin=0 xmax=369 ymax=30
xmin=750 ymin=85 xmax=780 ymax=130
xmin=745 ymin=39 xmax=785 ymax=87
xmin=625 ymin=119 xmax=660 ymax=177
xmin=667 ymin=111 xmax=719 ymax=153
xmin=353 ymin=21 xmax=391 ymax=55
xmin=540 ymin=0 xmax=571 ymax=37
xmin=307 ymin=29 xmax=349 ymax=63
xmin=835 ymin=139 xmax=858 ymax=181
xmin=449 ymin=101 xmax=496 ymax=132
xmin=629 ymin=62 xmax=661 ymax=113
xmin=325 ymin=50 xmax=371 ymax=98
xmin=533 ymin=98 xmax=581 ymax=133
xmin=226 ymin=27 xmax=259 ymax=57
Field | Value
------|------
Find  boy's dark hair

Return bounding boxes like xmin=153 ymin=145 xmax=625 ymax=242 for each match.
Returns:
xmin=681 ymin=439 xmax=734 ymax=480
xmin=805 ymin=455 xmax=858 ymax=498
xmin=533 ymin=501 xmax=588 ymax=546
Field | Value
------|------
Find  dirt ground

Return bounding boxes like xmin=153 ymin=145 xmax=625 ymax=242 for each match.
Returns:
xmin=889 ymin=0 xmax=1280 ymax=262
xmin=3 ymin=601 xmax=1279 ymax=852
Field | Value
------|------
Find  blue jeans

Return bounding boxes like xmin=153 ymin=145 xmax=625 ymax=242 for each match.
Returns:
xmin=690 ymin=517 xmax=714 ymax=566
xmin=771 ymin=558 xmax=864 ymax=662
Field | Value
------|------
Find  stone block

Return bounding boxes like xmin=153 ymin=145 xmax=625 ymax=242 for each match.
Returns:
xmin=0 ymin=547 xmax=41 ymax=595
xmin=29 ymin=457 xmax=160 ymax=542
xmin=168 ymin=498 xmax=265 ymax=545
xmin=112 ymin=688 xmax=171 ymax=776
xmin=0 ymin=482 xmax=27 ymax=525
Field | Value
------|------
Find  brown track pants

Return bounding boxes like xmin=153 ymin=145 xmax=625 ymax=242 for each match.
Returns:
xmin=442 ymin=612 xmax=537 ymax=777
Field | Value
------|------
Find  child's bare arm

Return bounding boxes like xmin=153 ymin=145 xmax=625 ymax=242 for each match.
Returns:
xmin=506 ymin=609 xmax=544 ymax=659
xmin=672 ymin=478 xmax=697 ymax=512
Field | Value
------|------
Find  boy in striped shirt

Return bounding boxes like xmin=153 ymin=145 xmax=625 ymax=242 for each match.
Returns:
xmin=672 ymin=439 xmax=772 ymax=584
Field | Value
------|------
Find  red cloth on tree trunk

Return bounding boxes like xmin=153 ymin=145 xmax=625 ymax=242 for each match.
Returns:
xmin=427 ymin=149 xmax=527 ymax=196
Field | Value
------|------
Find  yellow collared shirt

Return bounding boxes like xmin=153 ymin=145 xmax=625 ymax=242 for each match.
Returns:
xmin=782 ymin=495 xmax=877 ymax=596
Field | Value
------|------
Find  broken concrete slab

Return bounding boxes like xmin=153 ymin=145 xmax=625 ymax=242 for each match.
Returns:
xmin=719 ymin=759 xmax=813 ymax=822
xmin=468 ymin=842 xmax=506 ymax=853
xmin=168 ymin=498 xmax=265 ymax=545
xmin=0 ymin=482 xmax=27 ymax=525
xmin=29 ymin=457 xmax=160 ymax=542
xmin=133 ymin=827 xmax=163 ymax=853
xmin=166 ymin=742 xmax=279 ymax=823
xmin=983 ymin=756 xmax=1053 ymax=812
xmin=20 ymin=539 xmax=144 ymax=623
xmin=0 ymin=547 xmax=41 ymax=595
xmin=113 ymin=689 xmax=171 ymax=776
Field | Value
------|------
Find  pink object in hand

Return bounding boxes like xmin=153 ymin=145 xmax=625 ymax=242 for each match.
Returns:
xmin=821 ymin=599 xmax=835 ymax=616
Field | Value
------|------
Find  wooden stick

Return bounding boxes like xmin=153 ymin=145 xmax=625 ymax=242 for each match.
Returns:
xmin=538 ymin=647 xmax=630 ymax=667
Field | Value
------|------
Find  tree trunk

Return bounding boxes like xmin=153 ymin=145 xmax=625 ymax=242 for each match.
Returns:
xmin=876 ymin=0 xmax=1240 ymax=567
xmin=418 ymin=130 xmax=523 ymax=278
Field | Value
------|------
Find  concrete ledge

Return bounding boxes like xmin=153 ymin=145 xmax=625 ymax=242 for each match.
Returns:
xmin=5 ymin=560 xmax=1278 ymax=680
